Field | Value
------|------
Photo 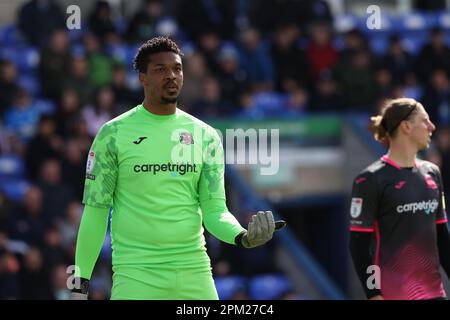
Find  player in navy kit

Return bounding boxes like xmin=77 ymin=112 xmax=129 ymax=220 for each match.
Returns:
xmin=349 ymin=98 xmax=450 ymax=300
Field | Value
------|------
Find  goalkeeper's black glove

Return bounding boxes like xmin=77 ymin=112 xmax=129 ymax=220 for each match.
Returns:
xmin=235 ymin=211 xmax=286 ymax=248
xmin=69 ymin=278 xmax=89 ymax=300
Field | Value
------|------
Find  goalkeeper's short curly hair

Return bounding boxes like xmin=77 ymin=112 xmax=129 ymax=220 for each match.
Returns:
xmin=133 ymin=36 xmax=184 ymax=73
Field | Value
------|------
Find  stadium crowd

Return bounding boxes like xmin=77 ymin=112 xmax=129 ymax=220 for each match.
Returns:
xmin=0 ymin=0 xmax=449 ymax=299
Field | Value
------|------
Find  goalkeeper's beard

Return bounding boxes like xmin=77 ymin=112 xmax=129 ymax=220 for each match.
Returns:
xmin=161 ymin=96 xmax=178 ymax=104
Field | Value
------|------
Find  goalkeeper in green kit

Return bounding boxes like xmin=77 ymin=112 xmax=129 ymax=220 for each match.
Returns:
xmin=70 ymin=37 xmax=286 ymax=300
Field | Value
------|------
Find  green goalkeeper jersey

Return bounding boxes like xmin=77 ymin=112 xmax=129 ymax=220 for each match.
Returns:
xmin=82 ymin=104 xmax=244 ymax=271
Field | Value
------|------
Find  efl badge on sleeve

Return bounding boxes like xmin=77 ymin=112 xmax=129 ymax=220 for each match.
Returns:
xmin=351 ymin=198 xmax=363 ymax=218
xmin=86 ymin=151 xmax=95 ymax=173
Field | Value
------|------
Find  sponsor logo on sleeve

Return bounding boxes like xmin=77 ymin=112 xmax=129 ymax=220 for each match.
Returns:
xmin=351 ymin=198 xmax=363 ymax=218
xmin=86 ymin=151 xmax=95 ymax=173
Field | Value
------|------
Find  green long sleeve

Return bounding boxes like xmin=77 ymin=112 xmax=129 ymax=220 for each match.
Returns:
xmin=199 ymin=126 xmax=245 ymax=244
xmin=202 ymin=199 xmax=246 ymax=244
xmin=74 ymin=204 xmax=110 ymax=279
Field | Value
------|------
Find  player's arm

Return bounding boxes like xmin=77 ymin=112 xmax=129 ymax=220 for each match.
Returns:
xmin=199 ymin=127 xmax=284 ymax=248
xmin=199 ymin=127 xmax=247 ymax=244
xmin=348 ymin=172 xmax=382 ymax=299
xmin=71 ymin=122 xmax=119 ymax=300
xmin=434 ymin=166 xmax=450 ymax=278
xmin=71 ymin=205 xmax=110 ymax=299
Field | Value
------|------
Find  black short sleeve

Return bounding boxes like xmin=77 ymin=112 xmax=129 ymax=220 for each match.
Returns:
xmin=350 ymin=172 xmax=378 ymax=232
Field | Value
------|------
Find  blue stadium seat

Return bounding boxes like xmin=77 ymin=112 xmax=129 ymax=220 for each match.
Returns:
xmin=401 ymin=34 xmax=428 ymax=55
xmin=437 ymin=12 xmax=450 ymax=29
xmin=333 ymin=14 xmax=358 ymax=33
xmin=17 ymin=74 xmax=41 ymax=97
xmin=248 ymin=274 xmax=293 ymax=300
xmin=214 ymin=276 xmax=247 ymax=300
xmin=126 ymin=71 xmax=140 ymax=90
xmin=369 ymin=36 xmax=389 ymax=55
xmin=0 ymin=178 xmax=30 ymax=202
xmin=0 ymin=25 xmax=26 ymax=47
xmin=0 ymin=154 xmax=26 ymax=180
xmin=13 ymin=46 xmax=40 ymax=73
xmin=71 ymin=43 xmax=86 ymax=58
xmin=114 ymin=18 xmax=128 ymax=36
xmin=107 ymin=43 xmax=128 ymax=64
xmin=35 ymin=99 xmax=56 ymax=115
xmin=396 ymin=12 xmax=437 ymax=32
xmin=67 ymin=23 xmax=87 ymax=42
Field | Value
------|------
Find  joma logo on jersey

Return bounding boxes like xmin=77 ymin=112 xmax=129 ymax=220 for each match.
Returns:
xmin=396 ymin=199 xmax=439 ymax=215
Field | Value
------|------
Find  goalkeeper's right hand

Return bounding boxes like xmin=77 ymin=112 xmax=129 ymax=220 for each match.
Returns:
xmin=69 ymin=278 xmax=89 ymax=300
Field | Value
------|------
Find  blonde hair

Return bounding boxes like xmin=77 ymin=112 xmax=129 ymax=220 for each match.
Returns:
xmin=370 ymin=98 xmax=419 ymax=146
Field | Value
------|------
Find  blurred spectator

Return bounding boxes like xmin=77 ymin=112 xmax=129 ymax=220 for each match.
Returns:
xmin=0 ymin=60 xmax=20 ymax=118
xmin=71 ymin=118 xmax=93 ymax=155
xmin=381 ymin=36 xmax=414 ymax=85
xmin=179 ymin=51 xmax=212 ymax=111
xmin=111 ymin=64 xmax=140 ymax=111
xmin=51 ymin=263 xmax=70 ymax=300
xmin=306 ymin=23 xmax=339 ymax=82
xmin=416 ymin=28 xmax=450 ymax=83
xmin=39 ymin=29 xmax=72 ymax=99
xmin=0 ymin=193 xmax=15 ymax=232
xmin=61 ymin=140 xmax=86 ymax=200
xmin=414 ymin=0 xmax=447 ymax=11
xmin=125 ymin=0 xmax=164 ymax=43
xmin=177 ymin=0 xmax=236 ymax=40
xmin=88 ymin=0 xmax=120 ymax=44
xmin=196 ymin=30 xmax=223 ymax=76
xmin=82 ymin=86 xmax=117 ymax=137
xmin=311 ymin=70 xmax=343 ymax=111
xmin=59 ymin=201 xmax=82 ymax=251
xmin=17 ymin=0 xmax=65 ymax=48
xmin=4 ymin=89 xmax=42 ymax=143
xmin=338 ymin=29 xmax=369 ymax=67
xmin=8 ymin=186 xmax=47 ymax=246
xmin=190 ymin=77 xmax=232 ymax=118
xmin=62 ymin=56 xmax=95 ymax=107
xmin=41 ymin=226 xmax=70 ymax=274
xmin=24 ymin=115 xmax=63 ymax=181
xmin=238 ymin=27 xmax=274 ymax=92
xmin=249 ymin=0 xmax=332 ymax=35
xmin=334 ymin=50 xmax=377 ymax=111
xmin=284 ymin=86 xmax=309 ymax=116
xmin=0 ymin=244 xmax=21 ymax=299
xmin=83 ymin=33 xmax=116 ymax=87
xmin=55 ymin=88 xmax=83 ymax=138
xmin=19 ymin=247 xmax=53 ymax=299
xmin=374 ymin=67 xmax=394 ymax=99
xmin=434 ymin=126 xmax=450 ymax=195
xmin=217 ymin=45 xmax=248 ymax=108
xmin=237 ymin=91 xmax=285 ymax=119
xmin=422 ymin=69 xmax=450 ymax=125
xmin=270 ymin=23 xmax=311 ymax=92
xmin=37 ymin=159 xmax=74 ymax=223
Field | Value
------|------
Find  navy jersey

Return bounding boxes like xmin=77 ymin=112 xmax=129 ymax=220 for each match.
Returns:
xmin=350 ymin=155 xmax=448 ymax=300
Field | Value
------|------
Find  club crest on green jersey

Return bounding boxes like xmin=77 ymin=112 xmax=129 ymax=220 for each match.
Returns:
xmin=179 ymin=132 xmax=194 ymax=145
